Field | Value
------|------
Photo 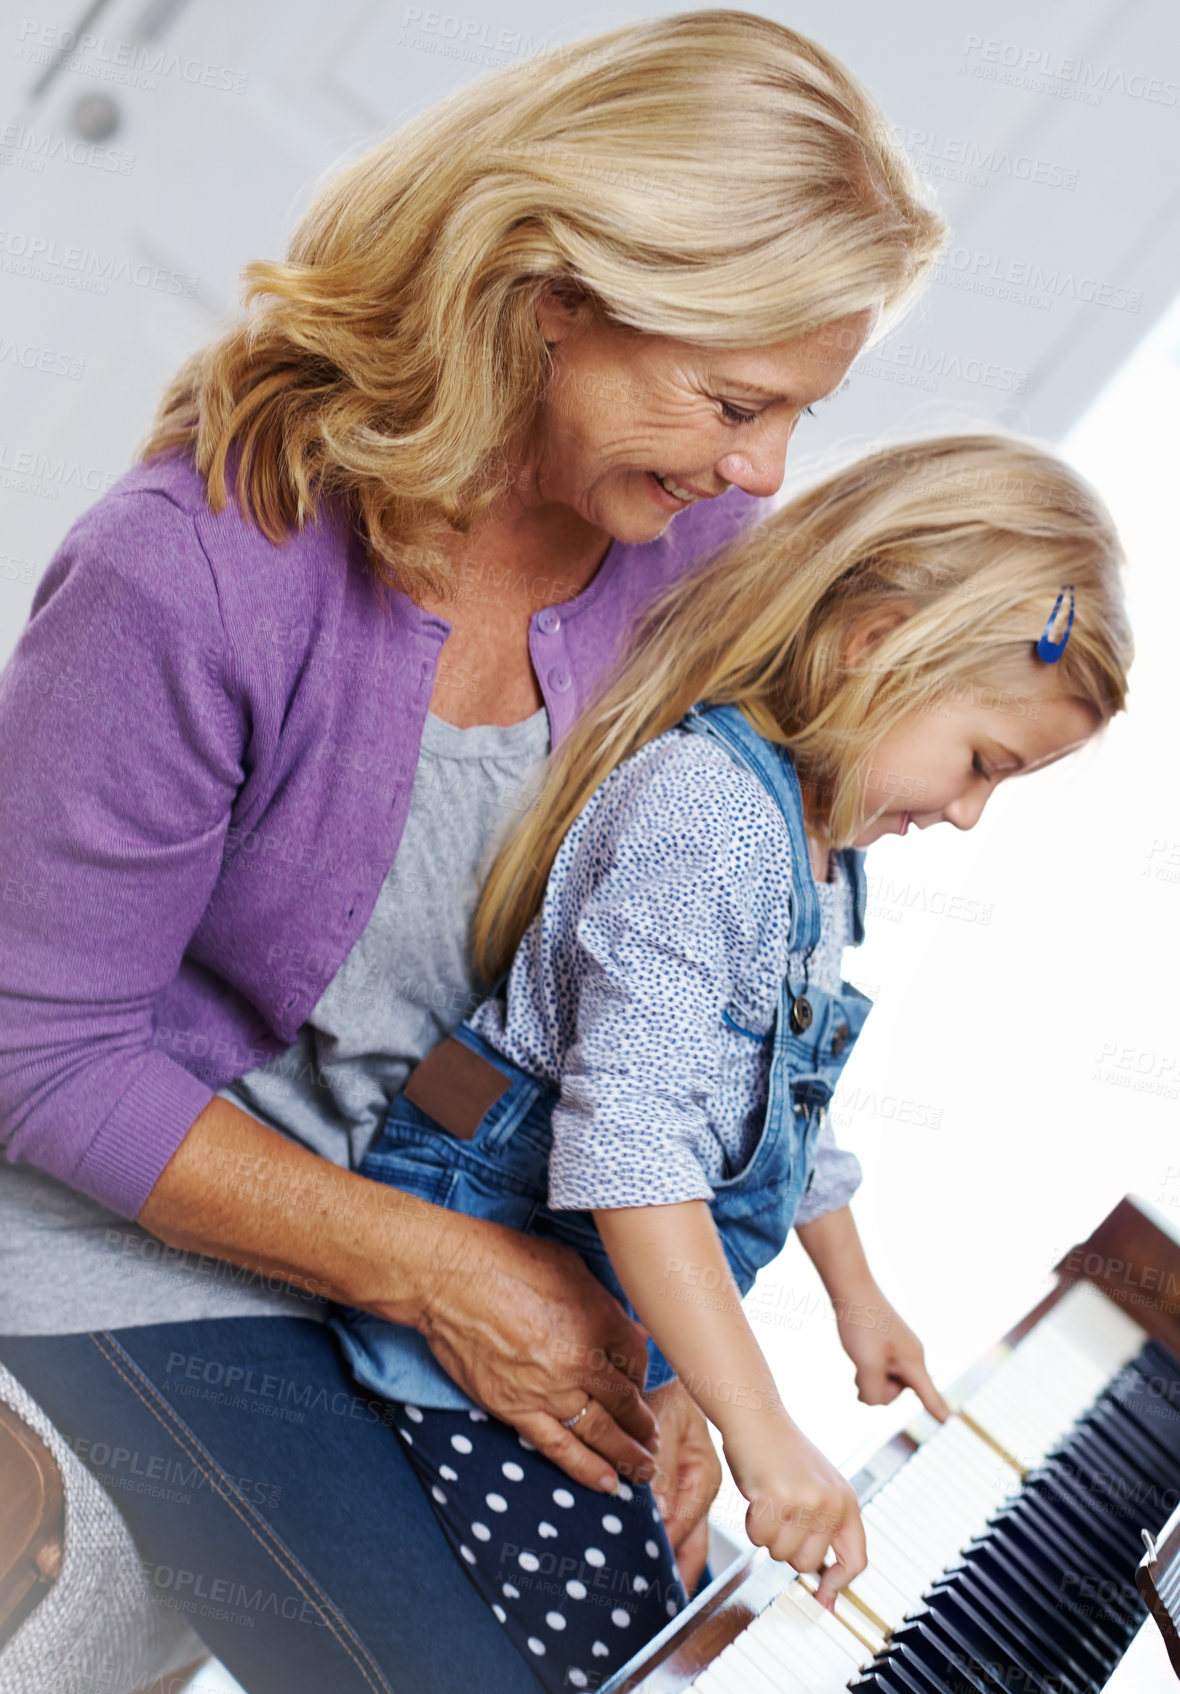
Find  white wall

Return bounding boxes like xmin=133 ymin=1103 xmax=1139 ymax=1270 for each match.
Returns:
xmin=2 ymin=0 xmax=1180 ymax=619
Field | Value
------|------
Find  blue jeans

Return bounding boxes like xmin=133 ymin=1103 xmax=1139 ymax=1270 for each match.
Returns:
xmin=0 ymin=1318 xmax=546 ymax=1693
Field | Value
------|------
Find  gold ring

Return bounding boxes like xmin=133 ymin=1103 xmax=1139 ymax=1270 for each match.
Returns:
xmin=560 ymin=1399 xmax=592 ymax=1431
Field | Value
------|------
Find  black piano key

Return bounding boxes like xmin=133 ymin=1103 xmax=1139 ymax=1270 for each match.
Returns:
xmin=1049 ymin=1435 xmax=1159 ymax=1544
xmin=854 ymin=1649 xmax=956 ymax=1694
xmin=880 ymin=1654 xmax=957 ymax=1694
xmin=1068 ymin=1432 xmax=1172 ymax=1529
xmin=1062 ymin=1450 xmax=1172 ymax=1561
xmin=914 ymin=1592 xmax=1042 ymax=1694
xmin=994 ymin=1490 xmax=1121 ymax=1596
xmin=1067 ymin=1418 xmax=1158 ymax=1492
xmin=1023 ymin=1466 xmax=1138 ymax=1565
xmin=928 ymin=1570 xmax=1082 ymax=1693
xmin=1066 ymin=1417 xmax=1163 ymax=1497
xmin=1139 ymin=1338 xmax=1180 ymax=1381
xmin=1106 ymin=1357 xmax=1180 ymax=1458
xmin=889 ymin=1615 xmax=1009 ymax=1694
xmin=999 ymin=1494 xmax=1143 ymax=1627
xmin=926 ymin=1592 xmax=1049 ymax=1693
xmin=967 ymin=1525 xmax=1124 ymax=1662
xmin=1096 ymin=1383 xmax=1180 ymax=1473
xmin=850 ymin=1664 xmax=934 ymax=1694
xmin=1086 ymin=1395 xmax=1173 ymax=1478
xmin=957 ymin=1543 xmax=1109 ymax=1686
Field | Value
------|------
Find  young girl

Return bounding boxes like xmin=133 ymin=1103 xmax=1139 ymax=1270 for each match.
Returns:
xmin=330 ymin=434 xmax=1131 ymax=1692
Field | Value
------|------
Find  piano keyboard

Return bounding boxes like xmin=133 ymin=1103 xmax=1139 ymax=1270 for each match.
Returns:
xmin=684 ymin=1281 xmax=1180 ymax=1694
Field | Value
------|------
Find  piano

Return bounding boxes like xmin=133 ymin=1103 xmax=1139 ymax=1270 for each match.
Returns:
xmin=603 ymin=1196 xmax=1180 ymax=1693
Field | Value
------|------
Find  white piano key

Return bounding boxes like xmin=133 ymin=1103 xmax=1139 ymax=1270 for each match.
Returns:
xmin=1048 ymin=1280 xmax=1147 ymax=1368
xmin=733 ymin=1617 xmax=828 ymax=1693
xmin=845 ymin=1560 xmax=908 ymax=1632
xmin=703 ymin=1608 xmax=819 ymax=1694
xmin=959 ymin=1282 xmax=1146 ymax=1467
xmin=689 ymin=1660 xmax=749 ymax=1694
xmin=918 ymin=1424 xmax=1020 ymax=1506
xmin=752 ymin=1599 xmax=848 ymax=1688
xmin=690 ymin=1647 xmax=773 ymax=1694
xmin=861 ymin=1511 xmax=936 ymax=1593
xmin=831 ymin=1588 xmax=886 ymax=1659
xmin=780 ymin=1583 xmax=869 ymax=1670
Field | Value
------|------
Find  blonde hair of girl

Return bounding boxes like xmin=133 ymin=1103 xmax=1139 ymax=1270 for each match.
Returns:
xmin=138 ymin=9 xmax=944 ymax=593
xmin=472 ymin=433 xmax=1132 ymax=983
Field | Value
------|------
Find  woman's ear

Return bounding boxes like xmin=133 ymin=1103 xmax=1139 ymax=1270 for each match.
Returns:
xmin=534 ymin=278 xmax=593 ymax=344
xmin=843 ymin=603 xmax=910 ymax=670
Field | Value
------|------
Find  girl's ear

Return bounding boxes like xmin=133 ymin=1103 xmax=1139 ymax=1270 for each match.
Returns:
xmin=843 ymin=603 xmax=911 ymax=670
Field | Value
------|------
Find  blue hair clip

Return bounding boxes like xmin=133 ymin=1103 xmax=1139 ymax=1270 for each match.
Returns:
xmin=1036 ymin=585 xmax=1075 ymax=663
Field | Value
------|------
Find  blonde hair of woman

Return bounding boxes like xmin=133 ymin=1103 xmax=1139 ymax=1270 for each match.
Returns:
xmin=473 ymin=433 xmax=1132 ymax=980
xmin=139 ymin=9 xmax=944 ymax=590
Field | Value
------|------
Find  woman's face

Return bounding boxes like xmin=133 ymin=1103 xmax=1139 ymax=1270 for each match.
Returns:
xmin=526 ymin=294 xmax=873 ymax=543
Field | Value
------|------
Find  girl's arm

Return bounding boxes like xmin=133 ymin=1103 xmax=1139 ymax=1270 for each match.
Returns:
xmin=795 ymin=1205 xmax=950 ymax=1421
xmin=593 ymin=1200 xmax=866 ymax=1606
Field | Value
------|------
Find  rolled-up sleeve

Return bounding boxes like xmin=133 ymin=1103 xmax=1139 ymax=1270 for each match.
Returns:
xmin=794 ymin=1110 xmax=863 ymax=1226
xmin=547 ymin=747 xmax=790 ymax=1211
xmin=0 ymin=490 xmax=244 ymax=1217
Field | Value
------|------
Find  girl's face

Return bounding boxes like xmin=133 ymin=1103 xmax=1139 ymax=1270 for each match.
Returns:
xmin=523 ymin=293 xmax=873 ymax=542
xmin=852 ymin=666 xmax=1100 ymax=848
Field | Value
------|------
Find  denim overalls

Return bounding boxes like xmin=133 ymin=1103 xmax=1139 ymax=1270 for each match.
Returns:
xmin=330 ymin=703 xmax=872 ymax=1410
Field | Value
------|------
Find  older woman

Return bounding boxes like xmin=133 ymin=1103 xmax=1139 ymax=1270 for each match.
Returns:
xmin=0 ymin=11 xmax=943 ymax=1691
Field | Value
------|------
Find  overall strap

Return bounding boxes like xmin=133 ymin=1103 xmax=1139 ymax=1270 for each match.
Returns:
xmin=680 ymin=702 xmax=822 ymax=955
xmin=835 ymin=847 xmax=869 ymax=945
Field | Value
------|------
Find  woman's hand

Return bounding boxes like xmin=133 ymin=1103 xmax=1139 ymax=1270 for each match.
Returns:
xmin=722 ymin=1412 xmax=866 ymax=1609
xmin=138 ymin=1101 xmax=658 ymax=1494
xmin=411 ymin=1210 xmax=660 ymax=1493
xmin=835 ymin=1291 xmax=950 ymax=1422
xmin=643 ymin=1379 xmax=721 ymax=1593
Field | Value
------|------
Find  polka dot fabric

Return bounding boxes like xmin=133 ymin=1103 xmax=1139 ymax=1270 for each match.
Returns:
xmin=468 ymin=727 xmax=861 ymax=1219
xmin=388 ymin=1401 xmax=688 ymax=1691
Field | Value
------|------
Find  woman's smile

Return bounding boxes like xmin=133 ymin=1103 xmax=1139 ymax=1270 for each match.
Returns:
xmin=647 ymin=470 xmax=714 ymax=509
xmin=527 ymin=295 xmax=874 ymax=545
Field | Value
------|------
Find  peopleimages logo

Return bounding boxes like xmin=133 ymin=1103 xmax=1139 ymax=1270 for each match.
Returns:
xmin=14 ymin=19 xmax=249 ymax=93
xmin=938 ymin=247 xmax=1141 ymax=314
xmin=0 ymin=229 xmax=198 ymax=296
xmin=959 ymin=34 xmax=1179 ymax=106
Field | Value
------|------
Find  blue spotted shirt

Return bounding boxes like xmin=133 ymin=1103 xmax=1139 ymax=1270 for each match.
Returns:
xmin=468 ymin=726 xmax=863 ymax=1218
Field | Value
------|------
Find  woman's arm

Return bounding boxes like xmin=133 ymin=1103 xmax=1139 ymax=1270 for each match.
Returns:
xmin=796 ymin=1205 xmax=949 ymax=1421
xmin=593 ymin=1201 xmax=865 ymax=1605
xmin=138 ymin=1095 xmax=659 ymax=1492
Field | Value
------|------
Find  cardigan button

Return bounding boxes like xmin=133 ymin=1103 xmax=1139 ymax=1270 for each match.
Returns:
xmin=548 ymin=666 xmax=572 ymax=694
xmin=537 ymin=608 xmax=562 ymax=635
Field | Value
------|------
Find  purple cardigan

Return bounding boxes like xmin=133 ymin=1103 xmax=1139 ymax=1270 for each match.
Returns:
xmin=0 ymin=451 xmax=767 ymax=1220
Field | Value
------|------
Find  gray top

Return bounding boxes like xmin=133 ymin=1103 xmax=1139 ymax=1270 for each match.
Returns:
xmin=0 ymin=709 xmax=550 ymax=1334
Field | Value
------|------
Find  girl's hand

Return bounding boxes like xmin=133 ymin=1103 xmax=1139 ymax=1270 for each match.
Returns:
xmin=644 ymin=1379 xmax=722 ymax=1593
xmin=795 ymin=1209 xmax=950 ymax=1423
xmin=835 ymin=1290 xmax=950 ymax=1422
xmin=723 ymin=1415 xmax=866 ymax=1608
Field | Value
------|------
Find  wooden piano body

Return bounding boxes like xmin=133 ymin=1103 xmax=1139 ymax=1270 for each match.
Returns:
xmin=603 ymin=1195 xmax=1180 ymax=1693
